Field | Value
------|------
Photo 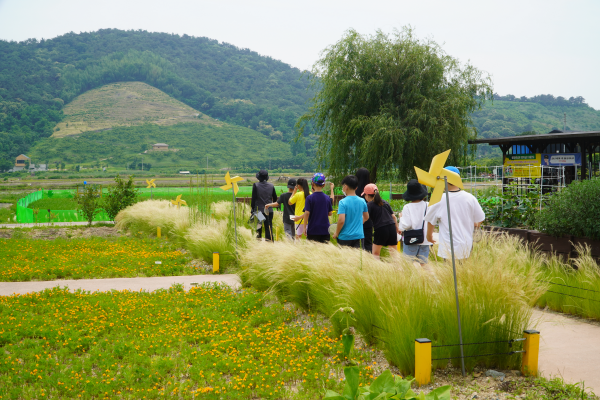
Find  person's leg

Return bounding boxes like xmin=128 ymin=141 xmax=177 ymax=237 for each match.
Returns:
xmin=362 ymin=220 xmax=373 ymax=253
xmin=283 ymin=223 xmax=294 ymax=240
xmin=257 ymin=224 xmax=263 ymax=239
xmin=295 ymin=224 xmax=305 ymax=240
xmin=372 ymin=244 xmax=383 ymax=259
xmin=265 ymin=212 xmax=274 ymax=241
xmin=416 ymin=245 xmax=431 ymax=265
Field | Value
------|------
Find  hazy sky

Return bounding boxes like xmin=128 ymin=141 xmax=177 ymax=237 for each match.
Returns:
xmin=1 ymin=0 xmax=599 ymax=109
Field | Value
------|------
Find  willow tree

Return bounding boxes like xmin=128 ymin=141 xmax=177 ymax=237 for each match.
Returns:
xmin=297 ymin=28 xmax=493 ymax=182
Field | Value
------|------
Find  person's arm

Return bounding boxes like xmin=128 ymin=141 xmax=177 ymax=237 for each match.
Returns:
xmin=329 ymin=182 xmax=335 ymax=204
xmin=399 ymin=206 xmax=412 ymax=231
xmin=392 ymin=213 xmax=400 ymax=234
xmin=426 ymin=222 xmax=436 ymax=244
xmin=474 ymin=198 xmax=485 ymax=228
xmin=334 ymin=214 xmax=345 ymax=239
xmin=271 ymin=187 xmax=277 ymax=203
xmin=265 ymin=201 xmax=278 ymax=209
xmin=302 ymin=211 xmax=310 ymax=237
xmin=288 ymin=188 xmax=298 ymax=205
xmin=250 ymin=183 xmax=257 ymax=212
xmin=362 ymin=212 xmax=369 ymax=223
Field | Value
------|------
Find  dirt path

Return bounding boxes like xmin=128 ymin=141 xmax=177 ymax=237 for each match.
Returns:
xmin=532 ymin=308 xmax=600 ymax=393
xmin=0 ymin=274 xmax=240 ymax=296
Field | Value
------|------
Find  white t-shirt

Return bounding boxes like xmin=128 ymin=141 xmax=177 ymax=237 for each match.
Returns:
xmin=399 ymin=201 xmax=431 ymax=246
xmin=424 ymin=190 xmax=485 ymax=259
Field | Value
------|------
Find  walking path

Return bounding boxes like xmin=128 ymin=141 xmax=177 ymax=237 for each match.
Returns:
xmin=0 ymin=275 xmax=597 ymax=393
xmin=532 ymin=308 xmax=600 ymax=393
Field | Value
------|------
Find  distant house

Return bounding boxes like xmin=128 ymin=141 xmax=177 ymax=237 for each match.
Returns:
xmin=152 ymin=143 xmax=169 ymax=151
xmin=15 ymin=154 xmax=30 ymax=167
xmin=179 ymin=171 xmax=190 ymax=174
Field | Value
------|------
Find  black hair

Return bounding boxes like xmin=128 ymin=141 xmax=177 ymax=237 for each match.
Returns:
xmin=373 ymin=189 xmax=383 ymax=207
xmin=341 ymin=175 xmax=358 ymax=190
xmin=356 ymin=168 xmax=370 ymax=189
xmin=296 ymin=178 xmax=310 ymax=201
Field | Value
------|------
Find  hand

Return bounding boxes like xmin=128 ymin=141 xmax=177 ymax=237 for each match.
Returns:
xmin=265 ymin=204 xmax=272 ymax=209
xmin=292 ymin=215 xmax=302 ymax=222
xmin=332 ymin=232 xmax=338 ymax=239
xmin=330 ymin=182 xmax=335 ymax=190
xmin=397 ymin=228 xmax=402 ymax=235
xmin=427 ymin=235 xmax=436 ymax=245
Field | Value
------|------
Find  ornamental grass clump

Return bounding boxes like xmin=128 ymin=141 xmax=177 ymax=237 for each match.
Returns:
xmin=537 ymin=245 xmax=600 ymax=320
xmin=240 ymin=233 xmax=545 ymax=375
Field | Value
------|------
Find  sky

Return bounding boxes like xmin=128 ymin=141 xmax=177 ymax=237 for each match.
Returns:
xmin=0 ymin=0 xmax=599 ymax=109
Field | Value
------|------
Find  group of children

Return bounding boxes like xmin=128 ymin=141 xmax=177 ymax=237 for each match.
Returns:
xmin=251 ymin=167 xmax=485 ymax=265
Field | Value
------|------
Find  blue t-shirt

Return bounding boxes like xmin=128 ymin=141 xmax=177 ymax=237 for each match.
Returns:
xmin=305 ymin=191 xmax=333 ymax=236
xmin=338 ymin=195 xmax=368 ymax=240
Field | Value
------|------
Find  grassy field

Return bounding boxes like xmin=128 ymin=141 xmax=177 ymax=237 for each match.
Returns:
xmin=52 ymin=82 xmax=217 ymax=138
xmin=0 ymin=284 xmax=377 ymax=400
xmin=0 ymin=237 xmax=195 ymax=282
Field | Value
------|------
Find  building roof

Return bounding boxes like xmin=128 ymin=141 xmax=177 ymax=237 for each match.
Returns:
xmin=469 ymin=131 xmax=600 ymax=146
xmin=16 ymin=154 xmax=30 ymax=159
xmin=153 ymin=143 xmax=168 ymax=146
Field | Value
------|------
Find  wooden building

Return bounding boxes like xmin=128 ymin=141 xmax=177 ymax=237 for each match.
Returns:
xmin=15 ymin=154 xmax=30 ymax=167
xmin=152 ymin=143 xmax=169 ymax=151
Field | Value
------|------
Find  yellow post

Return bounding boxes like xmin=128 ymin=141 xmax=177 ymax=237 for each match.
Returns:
xmin=397 ymin=240 xmax=401 ymax=252
xmin=415 ymin=338 xmax=432 ymax=386
xmin=213 ymin=252 xmax=220 ymax=273
xmin=157 ymin=227 xmax=161 ymax=238
xmin=522 ymin=330 xmax=540 ymax=376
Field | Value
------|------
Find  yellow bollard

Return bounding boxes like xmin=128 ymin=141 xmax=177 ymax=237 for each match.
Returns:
xmin=157 ymin=227 xmax=161 ymax=238
xmin=415 ymin=338 xmax=432 ymax=386
xmin=213 ymin=252 xmax=220 ymax=273
xmin=397 ymin=240 xmax=401 ymax=252
xmin=522 ymin=330 xmax=540 ymax=376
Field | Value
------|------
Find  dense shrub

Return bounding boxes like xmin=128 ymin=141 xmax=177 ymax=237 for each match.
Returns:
xmin=536 ymin=178 xmax=600 ymax=240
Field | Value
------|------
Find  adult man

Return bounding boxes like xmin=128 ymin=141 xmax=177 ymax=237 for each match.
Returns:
xmin=424 ymin=166 xmax=485 ymax=260
xmin=251 ymin=169 xmax=277 ymax=241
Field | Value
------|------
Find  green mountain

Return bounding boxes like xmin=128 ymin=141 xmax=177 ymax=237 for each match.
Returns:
xmin=1 ymin=29 xmax=599 ymax=170
xmin=29 ymin=123 xmax=295 ymax=171
xmin=0 ymin=29 xmax=314 ymax=170
xmin=472 ymin=94 xmax=600 ymax=158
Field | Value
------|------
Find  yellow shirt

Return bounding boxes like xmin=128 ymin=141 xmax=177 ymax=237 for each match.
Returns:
xmin=289 ymin=191 xmax=310 ymax=224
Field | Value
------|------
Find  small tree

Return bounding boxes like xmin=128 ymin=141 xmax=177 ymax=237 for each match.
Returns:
xmin=77 ymin=185 xmax=102 ymax=226
xmin=103 ymin=175 xmax=138 ymax=221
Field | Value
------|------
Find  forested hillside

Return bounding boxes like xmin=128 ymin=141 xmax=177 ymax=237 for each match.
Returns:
xmin=0 ymin=29 xmax=312 ymax=170
xmin=1 ymin=29 xmax=599 ymax=171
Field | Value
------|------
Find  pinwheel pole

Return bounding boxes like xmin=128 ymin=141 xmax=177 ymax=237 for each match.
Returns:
xmin=415 ymin=149 xmax=466 ymax=377
xmin=220 ymin=172 xmax=243 ymax=248
xmin=146 ymin=179 xmax=156 ymax=199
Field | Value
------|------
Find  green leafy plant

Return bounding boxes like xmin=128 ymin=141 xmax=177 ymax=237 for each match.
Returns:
xmin=333 ymin=307 xmax=357 ymax=359
xmin=325 ymin=368 xmax=451 ymax=400
xmin=476 ymin=182 xmax=541 ymax=228
xmin=536 ymin=178 xmax=600 ymax=240
xmin=103 ymin=175 xmax=138 ymax=221
xmin=76 ymin=184 xmax=102 ymax=226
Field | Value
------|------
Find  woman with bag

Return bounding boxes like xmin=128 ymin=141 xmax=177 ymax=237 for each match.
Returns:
xmin=399 ymin=179 xmax=432 ymax=266
xmin=362 ymin=184 xmax=400 ymax=259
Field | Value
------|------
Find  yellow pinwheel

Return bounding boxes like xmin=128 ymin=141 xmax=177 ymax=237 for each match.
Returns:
xmin=414 ymin=149 xmax=463 ymax=206
xmin=171 ymin=194 xmax=187 ymax=208
xmin=219 ymin=171 xmax=244 ymax=196
xmin=146 ymin=179 xmax=156 ymax=188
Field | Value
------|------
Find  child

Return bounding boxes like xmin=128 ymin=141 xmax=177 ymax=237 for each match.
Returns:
xmin=289 ymin=177 xmax=311 ymax=239
xmin=265 ymin=178 xmax=296 ymax=240
xmin=399 ymin=179 xmax=431 ymax=265
xmin=333 ymin=175 xmax=369 ymax=248
xmin=250 ymin=169 xmax=277 ymax=241
xmin=301 ymin=173 xmax=334 ymax=243
xmin=362 ymin=183 xmax=399 ymax=259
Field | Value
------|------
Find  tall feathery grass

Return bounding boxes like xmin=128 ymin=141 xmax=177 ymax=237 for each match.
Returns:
xmin=240 ymin=233 xmax=545 ymax=374
xmin=537 ymin=245 xmax=600 ymax=320
xmin=116 ymin=200 xmax=252 ymax=267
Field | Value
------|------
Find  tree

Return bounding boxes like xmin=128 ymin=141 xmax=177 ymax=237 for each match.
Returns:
xmin=76 ymin=185 xmax=102 ymax=226
xmin=103 ymin=175 xmax=138 ymax=221
xmin=297 ymin=28 xmax=493 ymax=182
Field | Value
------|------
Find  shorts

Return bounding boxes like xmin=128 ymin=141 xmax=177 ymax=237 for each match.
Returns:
xmin=337 ymin=238 xmax=361 ymax=248
xmin=307 ymin=234 xmax=330 ymax=243
xmin=295 ymin=224 xmax=307 ymax=236
xmin=373 ymin=224 xmax=398 ymax=246
xmin=403 ymin=244 xmax=430 ymax=264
